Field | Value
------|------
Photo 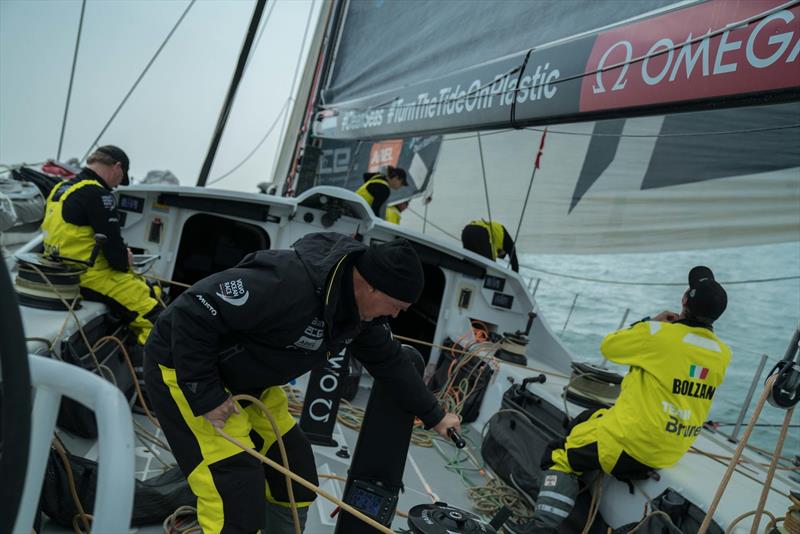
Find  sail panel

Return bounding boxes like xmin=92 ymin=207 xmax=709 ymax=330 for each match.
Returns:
xmin=316 ymin=0 xmax=800 ymax=140
xmin=402 ymin=103 xmax=800 ymax=254
xmin=324 ymin=0 xmax=676 ymax=105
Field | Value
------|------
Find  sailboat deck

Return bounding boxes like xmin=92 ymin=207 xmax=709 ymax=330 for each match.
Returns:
xmin=37 ymin=364 xmax=798 ymax=534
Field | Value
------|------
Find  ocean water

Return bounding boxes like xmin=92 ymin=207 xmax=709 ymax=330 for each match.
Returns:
xmin=519 ymin=241 xmax=800 ymax=459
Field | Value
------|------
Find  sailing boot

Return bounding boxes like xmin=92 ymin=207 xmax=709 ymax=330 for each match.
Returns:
xmin=529 ymin=469 xmax=579 ymax=532
xmin=264 ymin=501 xmax=309 ymax=534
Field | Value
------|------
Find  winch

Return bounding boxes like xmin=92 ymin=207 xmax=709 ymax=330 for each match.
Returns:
xmin=406 ymin=502 xmax=510 ymax=534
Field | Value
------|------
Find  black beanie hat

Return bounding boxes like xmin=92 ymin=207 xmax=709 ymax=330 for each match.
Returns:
xmin=686 ymin=266 xmax=727 ymax=324
xmin=356 ymin=239 xmax=424 ymax=303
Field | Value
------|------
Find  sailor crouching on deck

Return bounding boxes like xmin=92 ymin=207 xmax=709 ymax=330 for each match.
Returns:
xmin=144 ymin=233 xmax=460 ymax=534
xmin=355 ymin=165 xmax=407 ymax=218
xmin=527 ymin=266 xmax=731 ymax=532
xmin=41 ymin=145 xmax=163 ymax=346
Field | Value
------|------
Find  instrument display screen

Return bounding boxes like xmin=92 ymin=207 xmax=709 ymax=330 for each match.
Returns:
xmin=350 ymin=487 xmax=384 ymax=517
xmin=483 ymin=275 xmax=505 ymax=291
xmin=118 ymin=194 xmax=144 ymax=213
xmin=492 ymin=292 xmax=514 ymax=309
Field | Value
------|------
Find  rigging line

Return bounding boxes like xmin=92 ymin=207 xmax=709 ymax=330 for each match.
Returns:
xmin=476 ymin=132 xmax=494 ymax=249
xmin=526 ymin=123 xmax=800 ymax=138
xmin=441 ymin=122 xmax=800 ymax=144
xmin=249 ymin=0 xmax=277 ymax=66
xmin=277 ymin=0 xmax=316 ymax=149
xmin=206 ymin=98 xmax=290 ymax=185
xmin=57 ymin=0 xmax=86 ymax=162
xmin=79 ymin=0 xmax=196 ymax=164
xmin=204 ymin=0 xmax=278 ymax=186
xmin=323 ymin=0 xmax=800 ymax=118
xmin=519 ymin=263 xmax=800 ymax=286
xmin=406 ymin=207 xmax=459 ymax=240
xmin=513 ymin=127 xmax=546 ymax=245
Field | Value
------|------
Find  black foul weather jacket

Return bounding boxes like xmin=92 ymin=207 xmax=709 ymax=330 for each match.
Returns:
xmin=145 ymin=232 xmax=445 ymax=428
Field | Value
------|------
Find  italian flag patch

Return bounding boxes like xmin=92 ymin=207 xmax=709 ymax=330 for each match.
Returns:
xmin=689 ymin=364 xmax=709 ymax=380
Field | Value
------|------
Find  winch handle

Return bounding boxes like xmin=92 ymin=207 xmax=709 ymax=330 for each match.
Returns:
xmin=447 ymin=427 xmax=466 ymax=449
xmin=87 ymin=233 xmax=108 ymax=267
xmin=47 ymin=233 xmax=108 ymax=267
xmin=522 ymin=374 xmax=547 ymax=389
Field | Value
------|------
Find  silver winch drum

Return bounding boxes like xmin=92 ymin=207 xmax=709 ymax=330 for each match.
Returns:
xmin=14 ymin=252 xmax=84 ymax=310
xmin=494 ymin=333 xmax=528 ymax=365
xmin=407 ymin=503 xmax=498 ymax=534
xmin=564 ymin=361 xmax=623 ymax=409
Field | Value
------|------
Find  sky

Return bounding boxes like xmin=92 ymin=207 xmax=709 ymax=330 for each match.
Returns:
xmin=0 ymin=0 xmax=320 ymax=193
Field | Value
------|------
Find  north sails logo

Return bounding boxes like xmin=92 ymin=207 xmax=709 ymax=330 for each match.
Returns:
xmin=216 ymin=278 xmax=249 ymax=306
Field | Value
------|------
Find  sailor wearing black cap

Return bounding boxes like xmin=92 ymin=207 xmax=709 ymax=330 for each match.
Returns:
xmin=355 ymin=165 xmax=408 ymax=218
xmin=144 ymin=232 xmax=460 ymax=534
xmin=41 ymin=145 xmax=163 ymax=346
xmin=526 ymin=266 xmax=731 ymax=533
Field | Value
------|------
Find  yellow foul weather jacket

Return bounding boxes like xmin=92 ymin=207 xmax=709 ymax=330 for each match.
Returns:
xmin=468 ymin=219 xmax=506 ymax=260
xmin=356 ymin=176 xmax=391 ymax=217
xmin=598 ymin=320 xmax=731 ymax=468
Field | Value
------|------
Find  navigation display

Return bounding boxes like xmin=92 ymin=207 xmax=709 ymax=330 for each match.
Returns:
xmin=350 ymin=487 xmax=384 ymax=517
xmin=118 ymin=194 xmax=144 ymax=213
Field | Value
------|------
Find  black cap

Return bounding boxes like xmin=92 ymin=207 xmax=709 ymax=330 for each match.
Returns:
xmin=386 ymin=166 xmax=407 ymax=186
xmin=96 ymin=145 xmax=130 ymax=185
xmin=356 ymin=239 xmax=424 ymax=303
xmin=686 ymin=266 xmax=727 ymax=324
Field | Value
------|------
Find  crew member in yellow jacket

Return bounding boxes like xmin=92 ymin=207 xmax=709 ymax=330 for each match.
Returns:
xmin=41 ymin=146 xmax=163 ymax=345
xmin=528 ymin=266 xmax=730 ymax=532
xmin=385 ymin=200 xmax=409 ymax=224
xmin=355 ymin=166 xmax=407 ymax=217
xmin=461 ymin=219 xmax=519 ymax=272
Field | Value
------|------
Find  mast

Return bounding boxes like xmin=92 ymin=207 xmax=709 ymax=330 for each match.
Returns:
xmin=273 ymin=0 xmax=346 ymax=196
xmin=197 ymin=0 xmax=267 ymax=187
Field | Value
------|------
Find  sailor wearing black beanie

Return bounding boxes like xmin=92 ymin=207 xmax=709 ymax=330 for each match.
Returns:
xmin=144 ymin=231 xmax=460 ymax=534
xmin=355 ymin=239 xmax=424 ymax=304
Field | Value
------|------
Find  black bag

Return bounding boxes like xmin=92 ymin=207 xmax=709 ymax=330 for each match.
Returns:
xmin=56 ymin=317 xmax=136 ymax=438
xmin=482 ymin=383 xmax=567 ymax=496
xmin=41 ymin=444 xmax=195 ymax=527
xmin=428 ymin=338 xmax=493 ymax=423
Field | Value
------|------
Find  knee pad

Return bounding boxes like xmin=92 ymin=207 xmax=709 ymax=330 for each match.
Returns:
xmin=264 ymin=501 xmax=309 ymax=534
xmin=532 ymin=469 xmax=579 ymax=530
xmin=263 ymin=425 xmax=318 ymax=504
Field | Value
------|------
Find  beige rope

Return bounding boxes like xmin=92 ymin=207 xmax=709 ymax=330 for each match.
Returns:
xmin=215 ymin=396 xmax=395 ymax=534
xmin=749 ymin=405 xmax=795 ymax=534
xmin=698 ymin=374 xmax=778 ymax=534
xmin=229 ymin=394 xmax=301 ymax=534
xmin=392 ymin=333 xmax=570 ymax=379
xmin=143 ymin=274 xmax=191 ymax=288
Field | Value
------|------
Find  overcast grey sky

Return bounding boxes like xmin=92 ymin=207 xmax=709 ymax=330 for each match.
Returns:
xmin=0 ymin=0 xmax=320 ymax=192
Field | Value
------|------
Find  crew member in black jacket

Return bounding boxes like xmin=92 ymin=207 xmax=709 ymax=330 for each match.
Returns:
xmin=144 ymin=233 xmax=460 ymax=534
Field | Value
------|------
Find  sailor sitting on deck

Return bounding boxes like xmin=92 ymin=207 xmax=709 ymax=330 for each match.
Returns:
xmin=355 ymin=165 xmax=407 ymax=218
xmin=144 ymin=233 xmax=460 ymax=534
xmin=41 ymin=145 xmax=163 ymax=346
xmin=527 ymin=266 xmax=731 ymax=532
xmin=461 ymin=219 xmax=520 ymax=272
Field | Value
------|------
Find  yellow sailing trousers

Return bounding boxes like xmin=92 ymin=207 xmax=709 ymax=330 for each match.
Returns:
xmin=145 ymin=362 xmax=318 ymax=534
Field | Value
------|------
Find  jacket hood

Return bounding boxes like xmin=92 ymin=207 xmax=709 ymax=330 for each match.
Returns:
xmin=292 ymin=232 xmax=367 ymax=291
